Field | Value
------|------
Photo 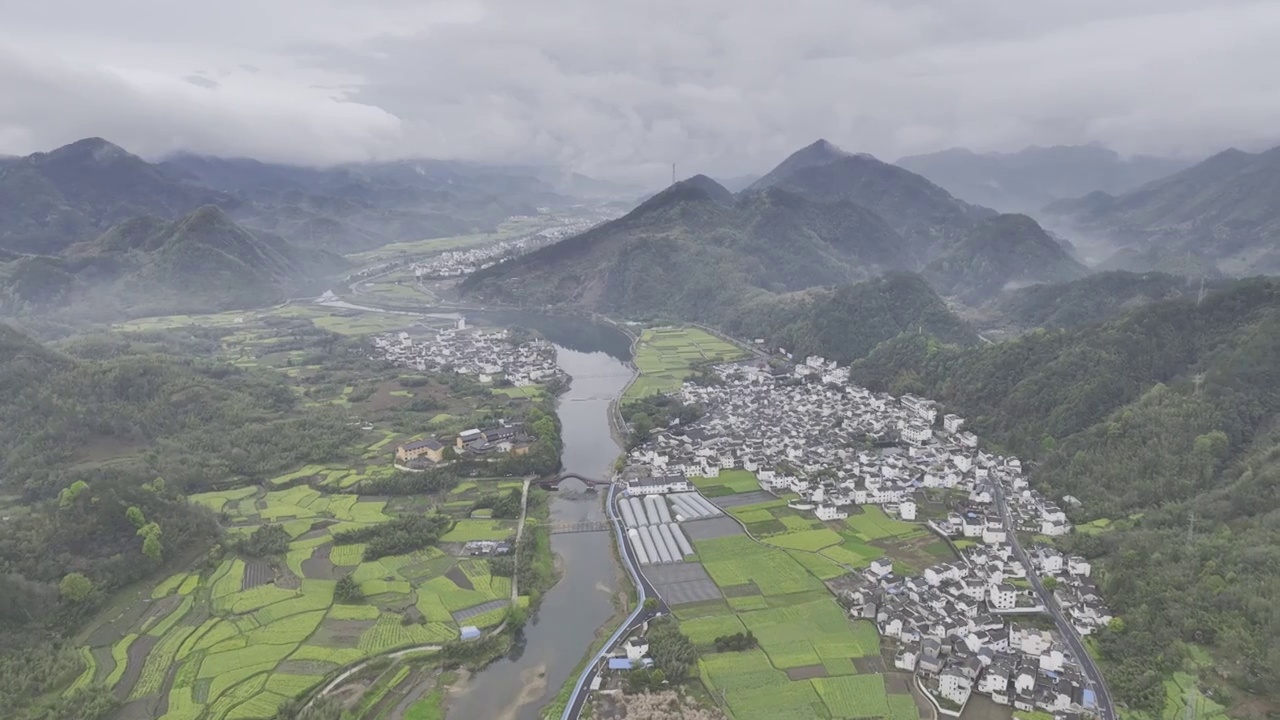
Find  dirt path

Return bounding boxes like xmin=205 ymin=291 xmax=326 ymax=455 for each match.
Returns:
xmin=512 ymin=478 xmax=531 ymax=602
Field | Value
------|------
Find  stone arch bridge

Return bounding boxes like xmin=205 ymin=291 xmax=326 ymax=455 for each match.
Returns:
xmin=536 ymin=473 xmax=611 ymax=490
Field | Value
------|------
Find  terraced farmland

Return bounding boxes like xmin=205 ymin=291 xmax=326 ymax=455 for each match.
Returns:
xmin=71 ymin=483 xmax=525 ymax=720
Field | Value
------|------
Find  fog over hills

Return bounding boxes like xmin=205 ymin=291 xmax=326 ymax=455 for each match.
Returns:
xmin=897 ymin=144 xmax=1192 ymax=215
xmin=1045 ymin=144 xmax=1280 ymax=276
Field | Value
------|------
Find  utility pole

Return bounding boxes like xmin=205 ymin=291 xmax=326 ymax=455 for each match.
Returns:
xmin=672 ymin=163 xmax=676 ymax=186
xmin=1187 ymin=511 xmax=1196 ymax=545
xmin=1197 ymin=275 xmax=1206 ymax=306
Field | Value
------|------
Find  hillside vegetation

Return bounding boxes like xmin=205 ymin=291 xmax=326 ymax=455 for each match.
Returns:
xmin=922 ymin=214 xmax=1087 ymax=304
xmin=847 ymin=278 xmax=1280 ymax=712
xmin=988 ymin=271 xmax=1199 ymax=330
xmin=464 ymin=176 xmax=910 ymax=320
xmin=724 ymin=273 xmax=980 ymax=364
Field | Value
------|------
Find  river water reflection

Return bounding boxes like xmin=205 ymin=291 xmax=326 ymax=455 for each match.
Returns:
xmin=445 ymin=313 xmax=633 ymax=720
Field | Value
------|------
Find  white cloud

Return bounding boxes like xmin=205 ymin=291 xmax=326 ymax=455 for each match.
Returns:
xmin=1 ymin=0 xmax=1278 ymax=182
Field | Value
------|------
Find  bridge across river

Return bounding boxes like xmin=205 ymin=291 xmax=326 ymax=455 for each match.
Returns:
xmin=536 ymin=473 xmax=612 ymax=490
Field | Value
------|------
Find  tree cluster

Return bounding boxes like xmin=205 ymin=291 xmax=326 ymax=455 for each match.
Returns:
xmin=235 ymin=524 xmax=291 ymax=558
xmin=645 ymin=617 xmax=698 ymax=683
xmin=712 ymin=631 xmax=757 ymax=652
xmin=332 ymin=514 xmax=454 ymax=561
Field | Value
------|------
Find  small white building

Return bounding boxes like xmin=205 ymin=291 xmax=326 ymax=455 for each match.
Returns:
xmin=943 ymin=414 xmax=965 ymax=434
xmin=939 ymin=668 xmax=973 ymax=705
xmin=898 ymin=499 xmax=917 ymax=521
xmin=989 ymin=583 xmax=1018 ymax=610
xmin=982 ymin=522 xmax=1008 ymax=545
xmin=1068 ymin=556 xmax=1092 ymax=577
xmin=895 ymin=647 xmax=918 ymax=672
xmin=628 ymin=475 xmax=691 ymax=495
xmin=870 ymin=558 xmax=894 ymax=577
xmin=902 ymin=424 xmax=934 ymax=445
xmin=816 ymin=504 xmax=849 ymax=521
xmin=625 ymin=636 xmax=650 ymax=661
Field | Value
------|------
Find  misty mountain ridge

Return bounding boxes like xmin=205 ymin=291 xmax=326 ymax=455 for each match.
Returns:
xmin=0 ymin=205 xmax=344 ymax=318
xmin=462 ymin=139 xmax=1078 ymax=318
xmin=0 ymin=138 xmax=230 ymax=254
xmin=0 ymin=137 xmax=620 ymax=258
xmin=1044 ymin=143 xmax=1280 ymax=275
xmin=897 ymin=143 xmax=1192 ymax=215
xmin=462 ymin=172 xmax=915 ymax=319
xmin=746 ymin=140 xmax=996 ymax=256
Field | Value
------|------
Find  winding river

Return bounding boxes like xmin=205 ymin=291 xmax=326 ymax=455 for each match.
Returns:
xmin=443 ymin=312 xmax=635 ymax=720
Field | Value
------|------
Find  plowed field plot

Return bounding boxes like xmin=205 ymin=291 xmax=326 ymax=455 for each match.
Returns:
xmin=302 ymin=546 xmax=340 ymax=580
xmin=243 ymin=560 xmax=275 ymax=590
xmin=452 ymin=599 xmax=508 ymax=624
xmin=681 ymin=516 xmax=743 ymax=540
xmin=445 ymin=565 xmax=474 ymax=590
xmin=708 ymin=491 xmax=776 ymax=509
xmin=645 ymin=564 xmax=725 ymax=606
xmin=114 ymin=635 xmax=159 ymax=700
xmin=309 ymin=619 xmax=376 ymax=647
xmin=786 ymin=665 xmax=828 ymax=680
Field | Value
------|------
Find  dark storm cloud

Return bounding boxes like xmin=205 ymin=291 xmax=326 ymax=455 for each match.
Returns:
xmin=1 ymin=0 xmax=1278 ymax=182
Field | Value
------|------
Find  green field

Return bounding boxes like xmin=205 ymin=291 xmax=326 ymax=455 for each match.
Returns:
xmin=695 ymin=535 xmax=826 ymax=596
xmin=843 ymin=506 xmax=920 ymax=541
xmin=625 ymin=327 xmax=746 ymax=400
xmin=690 ymin=470 xmax=762 ymax=496
xmin=681 ymin=511 xmax=919 ymax=720
xmin=73 ymin=483 xmax=526 ymax=719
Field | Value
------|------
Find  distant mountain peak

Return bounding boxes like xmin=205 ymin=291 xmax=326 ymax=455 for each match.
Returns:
xmin=633 ymin=174 xmax=734 ymax=213
xmin=802 ymin=138 xmax=849 ymax=158
xmin=39 ymin=137 xmax=134 ymax=165
xmin=746 ymin=139 xmax=855 ymax=194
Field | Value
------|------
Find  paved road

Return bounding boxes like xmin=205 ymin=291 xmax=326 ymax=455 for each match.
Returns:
xmin=993 ymin=485 xmax=1116 ymax=720
xmin=562 ymin=483 xmax=665 ymax=720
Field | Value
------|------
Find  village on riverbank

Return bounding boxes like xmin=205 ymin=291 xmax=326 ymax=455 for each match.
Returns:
xmin=576 ymin=348 xmax=1115 ymax=720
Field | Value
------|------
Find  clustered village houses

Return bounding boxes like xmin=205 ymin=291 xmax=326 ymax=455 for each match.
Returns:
xmin=369 ymin=326 xmax=563 ymax=464
xmin=625 ymin=355 xmax=1112 ymax=715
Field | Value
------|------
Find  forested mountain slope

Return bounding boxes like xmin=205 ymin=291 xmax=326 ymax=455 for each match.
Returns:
xmin=724 ymin=273 xmax=980 ymax=363
xmin=463 ymin=176 xmax=911 ymax=320
xmin=922 ymin=214 xmax=1087 ymax=303
xmin=847 ymin=278 xmax=1280 ymax=712
xmin=747 ymin=141 xmax=994 ymax=257
xmin=989 ymin=271 xmax=1201 ymax=331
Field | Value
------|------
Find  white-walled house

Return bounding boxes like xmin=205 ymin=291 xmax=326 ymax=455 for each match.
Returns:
xmin=989 ymin=583 xmax=1018 ymax=610
xmin=899 ymin=500 xmax=918 ymax=520
xmin=940 ymin=668 xmax=973 ymax=705
xmin=627 ymin=475 xmax=691 ymax=495
xmin=816 ymin=504 xmax=848 ymax=521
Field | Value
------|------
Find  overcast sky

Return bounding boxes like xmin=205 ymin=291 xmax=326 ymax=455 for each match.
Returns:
xmin=2 ymin=0 xmax=1279 ymax=184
